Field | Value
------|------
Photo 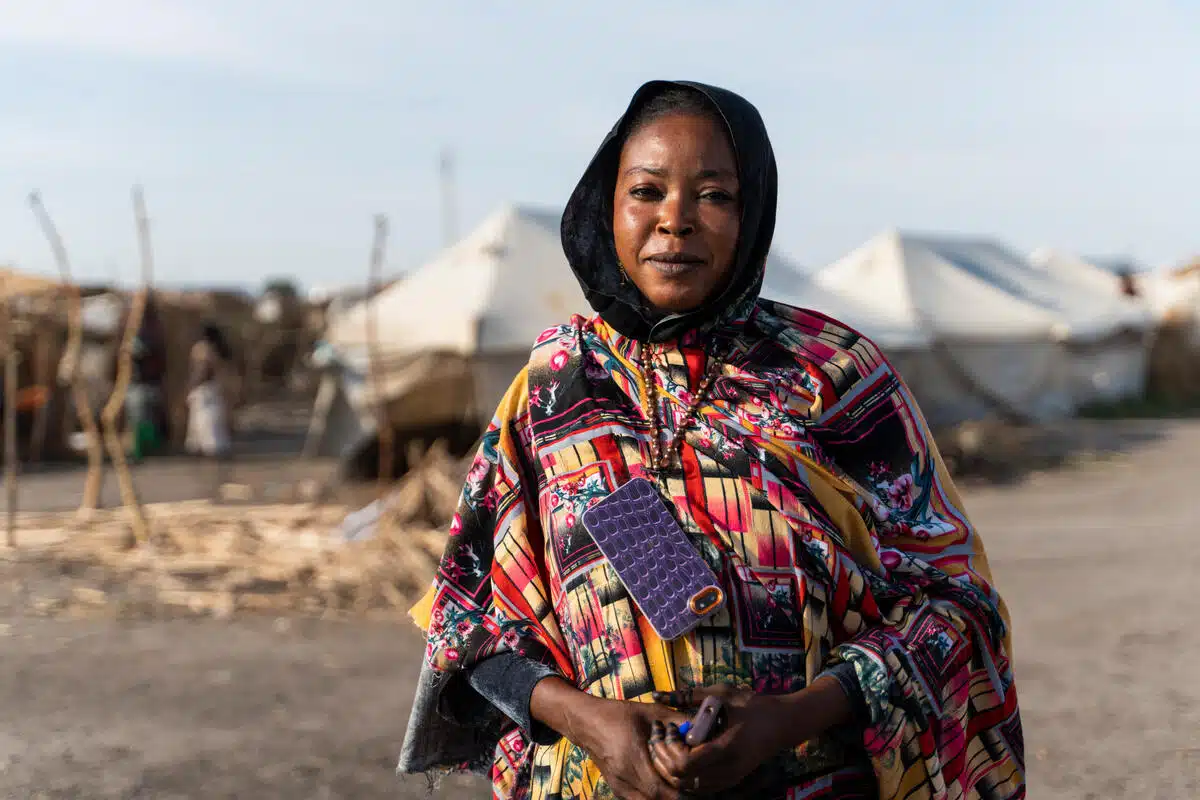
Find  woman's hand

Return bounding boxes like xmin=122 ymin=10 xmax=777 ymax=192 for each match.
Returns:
xmin=580 ymin=697 xmax=693 ymax=800
xmin=646 ymin=685 xmax=793 ymax=794
xmin=647 ymin=678 xmax=852 ymax=795
xmin=530 ymin=677 xmax=689 ymax=800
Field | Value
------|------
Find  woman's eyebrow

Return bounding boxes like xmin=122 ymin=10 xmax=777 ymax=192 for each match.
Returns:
xmin=623 ymin=165 xmax=667 ymax=178
xmin=622 ymin=165 xmax=737 ymax=180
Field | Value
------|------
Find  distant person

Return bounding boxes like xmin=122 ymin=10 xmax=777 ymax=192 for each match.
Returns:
xmin=399 ymin=81 xmax=1024 ymax=798
xmin=185 ymin=321 xmax=234 ymax=465
xmin=127 ymin=296 xmax=167 ymax=461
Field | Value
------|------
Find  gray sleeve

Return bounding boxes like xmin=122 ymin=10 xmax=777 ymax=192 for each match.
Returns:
xmin=815 ymin=661 xmax=871 ymax=749
xmin=466 ymin=652 xmax=563 ymax=746
xmin=821 ymin=661 xmax=868 ymax=724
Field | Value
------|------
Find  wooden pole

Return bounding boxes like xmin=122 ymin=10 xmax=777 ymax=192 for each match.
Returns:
xmin=29 ymin=192 xmax=107 ymax=515
xmin=98 ymin=186 xmax=152 ymax=542
xmin=364 ymin=214 xmax=392 ymax=494
xmin=4 ymin=308 xmax=18 ymax=548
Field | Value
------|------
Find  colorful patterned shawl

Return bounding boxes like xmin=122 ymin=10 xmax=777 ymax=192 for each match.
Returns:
xmin=402 ymin=301 xmax=1024 ymax=799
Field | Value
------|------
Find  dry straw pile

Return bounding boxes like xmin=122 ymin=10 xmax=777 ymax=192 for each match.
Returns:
xmin=5 ymin=445 xmax=470 ymax=620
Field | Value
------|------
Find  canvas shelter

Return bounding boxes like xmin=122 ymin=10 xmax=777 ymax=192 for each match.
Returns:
xmin=307 ymin=204 xmax=591 ymax=460
xmin=760 ymin=252 xmax=928 ymax=349
xmin=812 ymin=231 xmax=1091 ymax=425
xmin=916 ymin=237 xmax=1151 ymax=406
xmin=1027 ymin=247 xmax=1156 ymax=403
xmin=1030 ymin=248 xmax=1141 ymax=303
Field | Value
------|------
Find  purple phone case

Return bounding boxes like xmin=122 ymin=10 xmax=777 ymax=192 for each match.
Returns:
xmin=581 ymin=477 xmax=725 ymax=641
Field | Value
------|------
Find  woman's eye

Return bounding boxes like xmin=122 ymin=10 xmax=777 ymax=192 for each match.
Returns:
xmin=701 ymin=190 xmax=736 ymax=204
xmin=630 ymin=186 xmax=663 ymax=200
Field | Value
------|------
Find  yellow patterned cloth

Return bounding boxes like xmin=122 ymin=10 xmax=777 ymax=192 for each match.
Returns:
xmin=408 ymin=303 xmax=1024 ymax=799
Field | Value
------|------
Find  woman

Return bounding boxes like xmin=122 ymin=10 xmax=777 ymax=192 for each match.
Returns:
xmin=185 ymin=321 xmax=234 ymax=461
xmin=399 ymin=81 xmax=1023 ymax=799
xmin=126 ymin=296 xmax=168 ymax=461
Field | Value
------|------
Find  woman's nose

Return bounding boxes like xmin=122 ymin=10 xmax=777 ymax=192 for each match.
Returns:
xmin=656 ymin=195 xmax=696 ymax=237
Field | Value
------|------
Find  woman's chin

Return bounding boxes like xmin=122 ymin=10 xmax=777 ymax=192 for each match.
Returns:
xmin=641 ymin=283 xmax=716 ymax=316
xmin=648 ymin=297 xmax=706 ymax=315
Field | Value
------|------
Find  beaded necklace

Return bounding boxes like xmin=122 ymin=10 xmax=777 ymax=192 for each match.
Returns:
xmin=638 ymin=344 xmax=725 ymax=473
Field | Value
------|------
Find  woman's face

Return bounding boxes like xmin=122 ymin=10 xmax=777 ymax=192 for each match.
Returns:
xmin=612 ymin=112 xmax=741 ymax=315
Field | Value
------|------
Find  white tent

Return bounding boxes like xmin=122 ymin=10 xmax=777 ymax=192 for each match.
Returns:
xmin=920 ymin=238 xmax=1153 ymax=405
xmin=813 ymin=231 xmax=1157 ymax=423
xmin=813 ymin=231 xmax=1085 ymax=425
xmin=328 ymin=205 xmax=586 ymax=355
xmin=308 ymin=204 xmax=591 ymax=458
xmin=1028 ymin=247 xmax=1156 ymax=403
xmin=760 ymin=253 xmax=927 ymax=348
xmin=920 ymin=239 xmax=1147 ymax=342
xmin=1030 ymin=248 xmax=1137 ymax=302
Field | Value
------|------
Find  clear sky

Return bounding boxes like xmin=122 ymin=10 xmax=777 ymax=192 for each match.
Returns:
xmin=1 ymin=0 xmax=1195 ymax=290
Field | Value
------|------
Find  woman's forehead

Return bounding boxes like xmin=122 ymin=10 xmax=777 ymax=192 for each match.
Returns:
xmin=618 ymin=115 xmax=737 ymax=175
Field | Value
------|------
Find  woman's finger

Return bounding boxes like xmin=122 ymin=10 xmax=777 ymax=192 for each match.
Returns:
xmin=661 ymin=723 xmax=693 ymax=771
xmin=672 ymin=729 xmax=740 ymax=791
xmin=648 ymin=746 xmax=682 ymax=789
xmin=648 ymin=722 xmax=692 ymax=782
xmin=645 ymin=734 xmax=687 ymax=795
xmin=647 ymin=720 xmax=677 ymax=770
xmin=614 ymin=738 xmax=682 ymax=800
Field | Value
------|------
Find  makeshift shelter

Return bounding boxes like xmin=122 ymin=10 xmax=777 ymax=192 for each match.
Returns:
xmin=1030 ymin=248 xmax=1137 ymax=301
xmin=812 ymin=231 xmax=1093 ymax=426
xmin=760 ymin=253 xmax=928 ymax=348
xmin=1132 ymin=257 xmax=1200 ymax=404
xmin=1027 ymin=248 xmax=1156 ymax=404
xmin=0 ymin=266 xmax=61 ymax=302
xmin=0 ymin=268 xmax=72 ymax=460
xmin=307 ymin=204 xmax=591 ymax=463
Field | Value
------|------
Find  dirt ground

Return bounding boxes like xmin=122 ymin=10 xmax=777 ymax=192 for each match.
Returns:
xmin=2 ymin=418 xmax=1198 ymax=798
xmin=972 ymin=419 xmax=1200 ymax=798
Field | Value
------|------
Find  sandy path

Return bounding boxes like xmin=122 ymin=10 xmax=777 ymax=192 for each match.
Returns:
xmin=2 ymin=420 xmax=1197 ymax=798
xmin=968 ymin=420 xmax=1200 ymax=798
xmin=0 ymin=616 xmax=481 ymax=798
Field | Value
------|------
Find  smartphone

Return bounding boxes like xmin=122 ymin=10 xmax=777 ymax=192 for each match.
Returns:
xmin=581 ymin=477 xmax=726 ymax=641
xmin=680 ymin=695 xmax=725 ymax=746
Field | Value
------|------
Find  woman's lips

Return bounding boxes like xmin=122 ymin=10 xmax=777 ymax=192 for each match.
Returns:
xmin=644 ymin=253 xmax=705 ymax=276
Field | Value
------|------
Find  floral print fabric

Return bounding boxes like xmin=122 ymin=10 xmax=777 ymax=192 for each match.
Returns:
xmin=415 ymin=300 xmax=1024 ymax=799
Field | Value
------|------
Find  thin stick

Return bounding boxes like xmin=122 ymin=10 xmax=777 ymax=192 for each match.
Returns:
xmin=364 ymin=214 xmax=392 ymax=494
xmin=99 ymin=186 xmax=152 ymax=542
xmin=29 ymin=192 xmax=107 ymax=514
xmin=4 ymin=303 xmax=18 ymax=547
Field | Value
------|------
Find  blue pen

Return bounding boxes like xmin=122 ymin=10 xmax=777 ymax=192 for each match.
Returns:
xmin=677 ymin=720 xmax=693 ymax=737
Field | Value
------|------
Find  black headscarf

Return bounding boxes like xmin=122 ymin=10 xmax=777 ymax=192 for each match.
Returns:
xmin=561 ymin=80 xmax=778 ymax=343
